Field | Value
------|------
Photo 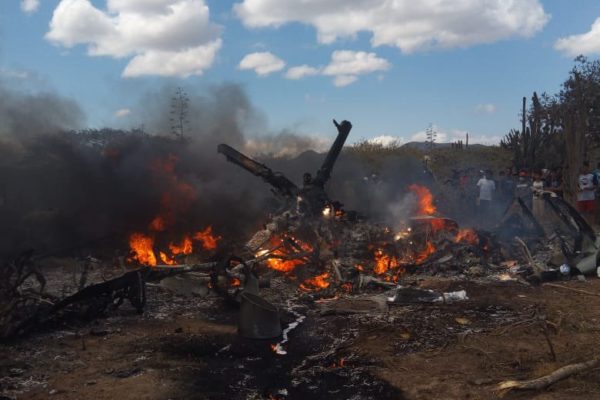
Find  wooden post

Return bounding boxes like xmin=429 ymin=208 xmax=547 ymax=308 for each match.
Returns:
xmin=522 ymin=97 xmax=527 ymax=138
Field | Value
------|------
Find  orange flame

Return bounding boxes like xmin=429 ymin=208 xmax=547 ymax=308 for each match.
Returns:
xmin=128 ymin=226 xmax=219 ymax=267
xmin=159 ymin=251 xmax=177 ymax=265
xmin=374 ymin=248 xmax=399 ymax=274
xmin=409 ymin=184 xmax=436 ymax=215
xmin=149 ymin=215 xmax=166 ymax=232
xmin=260 ymin=235 xmax=313 ymax=273
xmin=428 ymin=218 xmax=448 ymax=232
xmin=341 ymin=282 xmax=353 ymax=292
xmin=169 ymin=236 xmax=193 ymax=255
xmin=415 ymin=242 xmax=435 ymax=264
xmin=266 ymin=257 xmax=304 ymax=273
xmin=193 ymin=226 xmax=221 ymax=250
xmin=129 ymin=233 xmax=157 ymax=266
xmin=299 ymin=272 xmax=330 ymax=291
xmin=455 ymin=228 xmax=478 ymax=245
xmin=230 ymin=278 xmax=241 ymax=287
xmin=128 ymin=154 xmax=217 ymax=267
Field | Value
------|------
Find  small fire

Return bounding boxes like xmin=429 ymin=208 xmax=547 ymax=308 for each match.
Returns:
xmin=409 ymin=184 xmax=436 ymax=215
xmin=193 ymin=226 xmax=221 ymax=250
xmin=395 ymin=227 xmax=412 ymax=240
xmin=265 ymin=257 xmax=303 ymax=273
xmin=129 ymin=233 xmax=157 ymax=266
xmin=428 ymin=218 xmax=448 ymax=232
xmin=149 ymin=215 xmax=166 ymax=232
xmin=330 ymin=358 xmax=346 ymax=368
xmin=258 ymin=235 xmax=313 ymax=273
xmin=256 ymin=249 xmax=270 ymax=257
xmin=128 ymin=226 xmax=219 ymax=267
xmin=299 ymin=272 xmax=330 ymax=291
xmin=127 ymin=154 xmax=222 ymax=267
xmin=230 ymin=277 xmax=241 ymax=287
xmin=169 ymin=236 xmax=193 ymax=255
xmin=497 ymin=273 xmax=513 ymax=281
xmin=159 ymin=251 xmax=177 ymax=265
xmin=455 ymin=228 xmax=478 ymax=244
xmin=374 ymin=248 xmax=399 ymax=274
xmin=415 ymin=241 xmax=435 ymax=264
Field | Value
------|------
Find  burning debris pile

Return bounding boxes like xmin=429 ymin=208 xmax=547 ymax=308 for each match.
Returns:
xmin=4 ymin=116 xmax=600 ymax=399
xmin=0 ymin=118 xmax=570 ymax=341
xmin=214 ymin=120 xmax=504 ymax=301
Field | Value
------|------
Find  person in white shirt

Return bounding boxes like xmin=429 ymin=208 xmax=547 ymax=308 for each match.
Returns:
xmin=477 ymin=170 xmax=496 ymax=215
xmin=531 ymin=169 xmax=545 ymax=220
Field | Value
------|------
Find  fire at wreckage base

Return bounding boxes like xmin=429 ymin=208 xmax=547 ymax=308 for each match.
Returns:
xmin=4 ymin=119 xmax=600 ymax=399
xmin=4 ymin=118 xmax=595 ymax=341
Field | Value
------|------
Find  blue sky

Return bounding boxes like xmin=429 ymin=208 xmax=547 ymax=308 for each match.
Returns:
xmin=2 ymin=0 xmax=600 ymax=146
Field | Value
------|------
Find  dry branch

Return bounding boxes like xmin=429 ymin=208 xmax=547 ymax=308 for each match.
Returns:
xmin=543 ymin=283 xmax=600 ymax=297
xmin=497 ymin=358 xmax=599 ymax=391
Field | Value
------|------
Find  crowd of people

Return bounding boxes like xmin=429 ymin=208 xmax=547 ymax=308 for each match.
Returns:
xmin=453 ymin=161 xmax=600 ymax=228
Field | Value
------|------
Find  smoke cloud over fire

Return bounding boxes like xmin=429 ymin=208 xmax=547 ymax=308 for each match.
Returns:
xmin=0 ymin=81 xmax=432 ymax=264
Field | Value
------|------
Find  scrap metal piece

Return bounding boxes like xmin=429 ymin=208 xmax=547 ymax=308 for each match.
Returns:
xmin=498 ymin=197 xmax=545 ymax=239
xmin=217 ymin=144 xmax=299 ymax=198
xmin=238 ymin=292 xmax=281 ymax=339
xmin=217 ymin=119 xmax=353 ymax=214
xmin=313 ymin=119 xmax=352 ymax=188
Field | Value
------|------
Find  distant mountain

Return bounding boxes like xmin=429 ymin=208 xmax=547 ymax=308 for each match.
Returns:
xmin=401 ymin=141 xmax=489 ymax=150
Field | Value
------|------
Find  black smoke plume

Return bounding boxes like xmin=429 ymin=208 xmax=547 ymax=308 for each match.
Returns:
xmin=0 ymin=82 xmax=427 ymax=261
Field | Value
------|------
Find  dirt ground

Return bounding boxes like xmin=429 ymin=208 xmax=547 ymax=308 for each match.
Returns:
xmin=2 ymin=275 xmax=600 ymax=400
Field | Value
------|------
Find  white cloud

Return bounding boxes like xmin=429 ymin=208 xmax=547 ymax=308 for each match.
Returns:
xmin=285 ymin=50 xmax=389 ymax=86
xmin=555 ymin=17 xmax=600 ymax=56
xmin=331 ymin=75 xmax=356 ymax=87
xmin=409 ymin=125 xmax=501 ymax=145
xmin=244 ymin=135 xmax=330 ymax=157
xmin=285 ymin=65 xmax=320 ymax=80
xmin=303 ymin=93 xmax=326 ymax=104
xmin=21 ymin=0 xmax=40 ymax=14
xmin=475 ymin=103 xmax=497 ymax=114
xmin=410 ymin=126 xmax=448 ymax=143
xmin=238 ymin=51 xmax=285 ymax=76
xmin=114 ymin=108 xmax=131 ymax=117
xmin=323 ymin=50 xmax=390 ymax=76
xmin=0 ymin=67 xmax=30 ymax=80
xmin=46 ymin=0 xmax=222 ymax=77
xmin=368 ymin=135 xmax=403 ymax=147
xmin=234 ymin=0 xmax=549 ymax=52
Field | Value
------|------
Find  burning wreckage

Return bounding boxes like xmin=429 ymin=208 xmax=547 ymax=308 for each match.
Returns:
xmin=2 ymin=119 xmax=600 ymax=398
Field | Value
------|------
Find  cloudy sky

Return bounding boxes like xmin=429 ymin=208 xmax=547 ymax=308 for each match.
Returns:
xmin=2 ymin=0 xmax=600 ymax=145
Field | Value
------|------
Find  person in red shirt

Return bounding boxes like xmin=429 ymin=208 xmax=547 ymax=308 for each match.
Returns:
xmin=577 ymin=161 xmax=598 ymax=225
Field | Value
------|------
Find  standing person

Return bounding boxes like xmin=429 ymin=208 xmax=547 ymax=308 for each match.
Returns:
xmin=477 ymin=170 xmax=496 ymax=220
xmin=577 ymin=161 xmax=598 ymax=226
xmin=594 ymin=162 xmax=600 ymax=182
xmin=515 ymin=171 xmax=532 ymax=207
xmin=594 ymin=162 xmax=600 ymax=223
xmin=498 ymin=170 xmax=506 ymax=199
xmin=531 ymin=170 xmax=545 ymax=221
xmin=501 ymin=168 xmax=515 ymax=204
xmin=459 ymin=169 xmax=470 ymax=200
xmin=548 ymin=168 xmax=563 ymax=198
